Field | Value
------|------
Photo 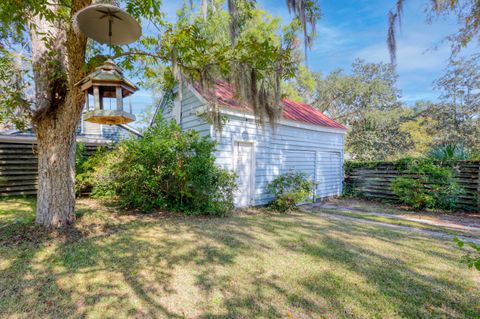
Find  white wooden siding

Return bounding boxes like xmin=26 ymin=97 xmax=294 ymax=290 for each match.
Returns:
xmin=158 ymin=89 xmax=210 ymax=136
xmin=179 ymin=89 xmax=210 ymax=136
xmin=213 ymin=114 xmax=344 ymax=205
xmin=159 ymin=94 xmax=174 ymax=122
xmin=82 ymin=119 xmax=102 ymax=136
xmin=283 ymin=150 xmax=316 ymax=177
xmin=316 ymin=151 xmax=343 ymax=198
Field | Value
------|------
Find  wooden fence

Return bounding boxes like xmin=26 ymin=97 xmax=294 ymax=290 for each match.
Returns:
xmin=345 ymin=161 xmax=480 ymax=212
xmin=0 ymin=136 xmax=109 ymax=197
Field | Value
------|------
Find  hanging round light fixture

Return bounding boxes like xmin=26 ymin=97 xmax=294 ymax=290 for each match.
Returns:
xmin=75 ymin=3 xmax=141 ymax=46
xmin=75 ymin=1 xmax=141 ymax=125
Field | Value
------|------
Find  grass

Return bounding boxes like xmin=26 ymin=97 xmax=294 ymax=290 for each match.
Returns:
xmin=0 ymin=197 xmax=479 ymax=318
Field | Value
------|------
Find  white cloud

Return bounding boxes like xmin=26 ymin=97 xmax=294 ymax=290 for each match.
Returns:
xmin=355 ymin=38 xmax=450 ymax=72
xmin=311 ymin=24 xmax=348 ymax=54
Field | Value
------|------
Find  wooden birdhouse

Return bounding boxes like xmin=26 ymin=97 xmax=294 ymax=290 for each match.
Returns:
xmin=77 ymin=59 xmax=136 ymax=125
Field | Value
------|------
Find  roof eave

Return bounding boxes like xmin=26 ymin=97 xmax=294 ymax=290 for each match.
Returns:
xmin=213 ymin=105 xmax=348 ymax=134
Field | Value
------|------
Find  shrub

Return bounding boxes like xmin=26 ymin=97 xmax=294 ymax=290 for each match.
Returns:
xmin=427 ymin=144 xmax=468 ymax=163
xmin=391 ymin=158 xmax=462 ymax=211
xmin=267 ymin=171 xmax=316 ymax=212
xmin=91 ymin=118 xmax=237 ymax=216
xmin=391 ymin=177 xmax=434 ymax=210
xmin=75 ymin=143 xmax=109 ymax=196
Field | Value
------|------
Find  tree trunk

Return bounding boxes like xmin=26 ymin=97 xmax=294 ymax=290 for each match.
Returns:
xmin=35 ymin=112 xmax=77 ymax=226
xmin=30 ymin=0 xmax=91 ymax=227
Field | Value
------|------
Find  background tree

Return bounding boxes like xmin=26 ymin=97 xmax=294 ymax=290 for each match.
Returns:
xmin=286 ymin=59 xmax=411 ymax=160
xmin=398 ymin=56 xmax=480 ymax=156
xmin=430 ymin=55 xmax=480 ymax=151
xmin=346 ymin=107 xmax=412 ymax=161
xmin=398 ymin=101 xmax=437 ymax=158
xmin=0 ymin=48 xmax=30 ymax=130
xmin=156 ymin=1 xmax=305 ymax=125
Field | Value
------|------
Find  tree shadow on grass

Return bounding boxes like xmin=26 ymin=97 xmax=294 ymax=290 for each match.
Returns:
xmin=198 ymin=212 xmax=478 ymax=318
xmin=0 ymin=241 xmax=80 ymax=318
xmin=1 ymin=204 xmax=479 ymax=318
xmin=33 ymin=215 xmax=261 ymax=318
xmin=273 ymin=218 xmax=479 ymax=318
xmin=0 ymin=207 xmax=108 ymax=246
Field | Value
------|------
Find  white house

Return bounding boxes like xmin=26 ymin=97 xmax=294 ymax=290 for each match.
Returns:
xmin=153 ymin=81 xmax=347 ymax=207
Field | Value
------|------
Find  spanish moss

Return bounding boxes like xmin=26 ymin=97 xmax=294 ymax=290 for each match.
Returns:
xmin=286 ymin=0 xmax=321 ymax=62
xmin=387 ymin=0 xmax=404 ymax=65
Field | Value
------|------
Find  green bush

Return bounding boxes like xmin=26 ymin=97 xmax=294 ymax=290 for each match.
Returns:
xmin=75 ymin=143 xmax=109 ymax=196
xmin=267 ymin=171 xmax=316 ymax=212
xmin=391 ymin=158 xmax=462 ymax=211
xmin=391 ymin=177 xmax=434 ymax=210
xmin=91 ymin=118 xmax=237 ymax=216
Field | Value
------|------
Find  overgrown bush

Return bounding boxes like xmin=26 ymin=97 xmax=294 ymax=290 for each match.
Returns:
xmin=91 ymin=119 xmax=237 ymax=216
xmin=75 ymin=143 xmax=109 ymax=196
xmin=391 ymin=158 xmax=462 ymax=211
xmin=267 ymin=171 xmax=316 ymax=212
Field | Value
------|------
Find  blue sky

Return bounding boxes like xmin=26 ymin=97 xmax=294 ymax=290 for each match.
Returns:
xmin=130 ymin=0 xmax=476 ymax=128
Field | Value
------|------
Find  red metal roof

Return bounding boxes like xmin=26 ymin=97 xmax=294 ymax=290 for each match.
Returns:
xmin=195 ymin=81 xmax=347 ymax=130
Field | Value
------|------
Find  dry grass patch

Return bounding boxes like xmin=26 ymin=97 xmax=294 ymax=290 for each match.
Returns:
xmin=0 ymin=197 xmax=479 ymax=318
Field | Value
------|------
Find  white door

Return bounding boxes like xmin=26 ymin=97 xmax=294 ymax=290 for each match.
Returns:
xmin=316 ymin=151 xmax=342 ymax=198
xmin=234 ymin=141 xmax=254 ymax=207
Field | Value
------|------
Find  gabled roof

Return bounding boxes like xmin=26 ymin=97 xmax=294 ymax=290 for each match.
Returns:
xmin=76 ymin=59 xmax=137 ymax=96
xmin=194 ymin=81 xmax=347 ymax=130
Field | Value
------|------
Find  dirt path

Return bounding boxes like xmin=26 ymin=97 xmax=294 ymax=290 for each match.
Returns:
xmin=300 ymin=203 xmax=480 ymax=245
xmin=318 ymin=203 xmax=480 ymax=234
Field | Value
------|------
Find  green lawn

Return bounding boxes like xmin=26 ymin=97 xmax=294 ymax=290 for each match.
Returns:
xmin=0 ymin=198 xmax=479 ymax=318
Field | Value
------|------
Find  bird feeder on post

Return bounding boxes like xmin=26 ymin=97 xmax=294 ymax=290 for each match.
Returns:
xmin=74 ymin=1 xmax=141 ymax=125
